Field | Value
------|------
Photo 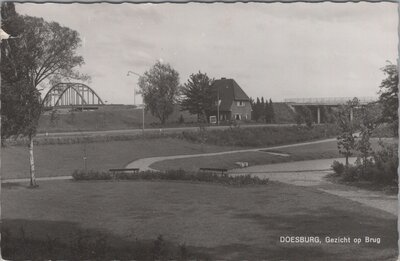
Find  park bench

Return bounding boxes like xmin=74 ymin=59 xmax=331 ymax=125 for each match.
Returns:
xmin=109 ymin=168 xmax=140 ymax=179
xmin=199 ymin=168 xmax=228 ymax=175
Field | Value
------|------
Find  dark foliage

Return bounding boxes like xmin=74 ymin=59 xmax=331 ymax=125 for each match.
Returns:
xmin=331 ymin=141 xmax=398 ymax=186
xmin=331 ymin=160 xmax=345 ymax=175
xmin=180 ymin=71 xmax=214 ymax=123
xmin=378 ymin=62 xmax=398 ymax=136
xmin=2 ymin=227 xmax=206 ymax=261
xmin=335 ymin=98 xmax=359 ymax=167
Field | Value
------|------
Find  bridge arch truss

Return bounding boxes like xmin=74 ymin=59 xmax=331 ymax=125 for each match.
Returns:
xmin=43 ymin=83 xmax=104 ymax=108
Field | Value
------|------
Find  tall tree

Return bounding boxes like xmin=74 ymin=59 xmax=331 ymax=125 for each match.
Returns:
xmin=336 ymin=98 xmax=359 ymax=168
xmin=252 ymin=97 xmax=261 ymax=121
xmin=260 ymin=97 xmax=265 ymax=122
xmin=249 ymin=97 xmax=255 ymax=120
xmin=180 ymin=71 xmax=214 ymax=123
xmin=138 ymin=61 xmax=180 ymax=125
xmin=264 ymin=99 xmax=270 ymax=123
xmin=1 ymin=3 xmax=86 ymax=186
xmin=269 ymin=99 xmax=275 ymax=123
xmin=264 ymin=98 xmax=275 ymax=124
xmin=378 ymin=62 xmax=398 ymax=136
xmin=354 ymin=104 xmax=378 ymax=175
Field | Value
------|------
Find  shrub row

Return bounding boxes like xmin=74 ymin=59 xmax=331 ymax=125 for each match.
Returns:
xmin=181 ymin=124 xmax=340 ymax=147
xmin=72 ymin=169 xmax=269 ymax=186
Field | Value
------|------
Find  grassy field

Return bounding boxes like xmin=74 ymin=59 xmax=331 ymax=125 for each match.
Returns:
xmin=2 ymin=180 xmax=397 ymax=260
xmin=151 ymin=139 xmax=395 ymax=171
xmin=4 ymin=136 xmax=396 ymax=180
xmin=1 ymin=138 xmax=238 ymax=180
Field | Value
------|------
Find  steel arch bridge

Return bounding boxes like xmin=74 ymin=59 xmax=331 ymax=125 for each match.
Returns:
xmin=42 ymin=83 xmax=104 ymax=109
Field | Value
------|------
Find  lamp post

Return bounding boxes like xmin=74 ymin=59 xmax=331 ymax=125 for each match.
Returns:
xmin=137 ymin=104 xmax=145 ymax=135
xmin=217 ymin=88 xmax=220 ymax=125
xmin=127 ymin=70 xmax=141 ymax=106
xmin=127 ymin=70 xmax=144 ymax=134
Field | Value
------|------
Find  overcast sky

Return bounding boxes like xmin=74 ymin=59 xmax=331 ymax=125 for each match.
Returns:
xmin=17 ymin=2 xmax=398 ymax=104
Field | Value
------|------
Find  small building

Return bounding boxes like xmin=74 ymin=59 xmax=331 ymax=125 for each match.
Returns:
xmin=211 ymin=78 xmax=252 ymax=122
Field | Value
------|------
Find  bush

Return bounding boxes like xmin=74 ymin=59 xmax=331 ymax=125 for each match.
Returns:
xmin=369 ymin=142 xmax=398 ymax=184
xmin=331 ymin=141 xmax=398 ymax=186
xmin=342 ymin=164 xmax=360 ymax=182
xmin=72 ymin=169 xmax=269 ymax=186
xmin=72 ymin=170 xmax=113 ymax=180
xmin=331 ymin=160 xmax=345 ymax=175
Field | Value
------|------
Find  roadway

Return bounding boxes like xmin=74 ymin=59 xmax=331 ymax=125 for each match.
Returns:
xmin=36 ymin=123 xmax=296 ymax=137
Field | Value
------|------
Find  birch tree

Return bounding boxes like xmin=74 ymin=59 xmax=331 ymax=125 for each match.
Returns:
xmin=1 ymin=3 xmax=86 ymax=186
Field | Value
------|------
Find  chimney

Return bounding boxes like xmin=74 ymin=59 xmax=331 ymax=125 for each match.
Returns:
xmin=221 ymin=77 xmax=226 ymax=80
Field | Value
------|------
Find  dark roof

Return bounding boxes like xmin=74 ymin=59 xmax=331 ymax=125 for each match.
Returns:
xmin=211 ymin=78 xmax=250 ymax=111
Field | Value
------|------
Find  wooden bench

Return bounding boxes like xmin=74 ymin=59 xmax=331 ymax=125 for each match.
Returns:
xmin=109 ymin=168 xmax=140 ymax=179
xmin=199 ymin=168 xmax=228 ymax=175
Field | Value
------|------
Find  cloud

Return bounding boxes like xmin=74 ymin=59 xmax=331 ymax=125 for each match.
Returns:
xmin=16 ymin=2 xmax=398 ymax=104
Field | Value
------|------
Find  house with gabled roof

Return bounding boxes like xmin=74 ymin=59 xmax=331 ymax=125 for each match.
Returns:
xmin=211 ymin=78 xmax=252 ymax=122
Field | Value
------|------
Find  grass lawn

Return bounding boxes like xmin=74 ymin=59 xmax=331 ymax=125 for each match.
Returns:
xmin=1 ymin=138 xmax=238 ymax=180
xmin=2 ymin=180 xmax=397 ymax=260
xmin=5 ymin=137 xmax=396 ymax=180
xmin=151 ymin=139 xmax=395 ymax=171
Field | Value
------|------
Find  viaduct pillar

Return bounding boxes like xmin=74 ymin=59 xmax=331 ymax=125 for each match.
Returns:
xmin=350 ymin=108 xmax=353 ymax=122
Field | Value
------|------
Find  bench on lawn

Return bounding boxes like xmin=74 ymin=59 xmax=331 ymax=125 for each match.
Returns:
xmin=199 ymin=168 xmax=228 ymax=175
xmin=109 ymin=168 xmax=140 ymax=179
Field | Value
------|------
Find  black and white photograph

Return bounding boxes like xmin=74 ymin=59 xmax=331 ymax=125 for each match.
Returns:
xmin=0 ymin=1 xmax=398 ymax=260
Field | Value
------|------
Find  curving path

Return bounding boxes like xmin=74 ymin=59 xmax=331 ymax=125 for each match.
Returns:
xmin=125 ymin=137 xmax=336 ymax=171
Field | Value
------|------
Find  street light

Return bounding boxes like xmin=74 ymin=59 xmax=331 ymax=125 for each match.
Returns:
xmin=217 ymin=88 xmax=220 ymax=125
xmin=127 ymin=70 xmax=141 ymax=105
xmin=137 ymin=104 xmax=145 ymax=135
xmin=127 ymin=70 xmax=145 ymax=134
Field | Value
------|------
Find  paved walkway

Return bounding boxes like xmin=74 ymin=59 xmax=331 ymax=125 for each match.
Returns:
xmin=231 ymin=158 xmax=397 ymax=216
xmin=1 ymin=175 xmax=72 ymax=183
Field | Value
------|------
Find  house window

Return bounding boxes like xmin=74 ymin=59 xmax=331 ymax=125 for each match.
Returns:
xmin=236 ymin=101 xmax=245 ymax=107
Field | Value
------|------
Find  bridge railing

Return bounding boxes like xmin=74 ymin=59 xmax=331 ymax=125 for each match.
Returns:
xmin=284 ymin=96 xmax=377 ymax=105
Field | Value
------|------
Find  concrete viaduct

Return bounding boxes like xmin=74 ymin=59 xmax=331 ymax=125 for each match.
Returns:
xmin=284 ymin=97 xmax=377 ymax=124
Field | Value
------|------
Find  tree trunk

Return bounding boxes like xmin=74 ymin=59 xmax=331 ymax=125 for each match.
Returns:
xmin=29 ymin=135 xmax=38 ymax=187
